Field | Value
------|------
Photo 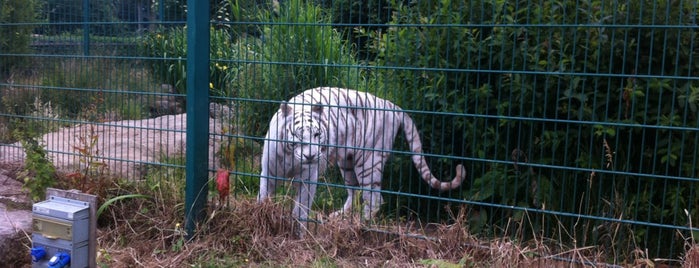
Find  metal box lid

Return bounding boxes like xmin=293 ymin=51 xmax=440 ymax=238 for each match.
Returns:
xmin=33 ymin=196 xmax=90 ymax=220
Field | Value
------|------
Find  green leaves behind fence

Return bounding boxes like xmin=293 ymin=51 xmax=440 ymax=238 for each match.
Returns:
xmin=236 ymin=0 xmax=361 ymax=137
xmin=140 ymin=26 xmax=245 ymax=98
xmin=372 ymin=0 xmax=699 ymax=258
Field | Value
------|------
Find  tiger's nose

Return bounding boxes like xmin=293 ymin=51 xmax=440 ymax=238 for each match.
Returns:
xmin=303 ymin=154 xmax=315 ymax=161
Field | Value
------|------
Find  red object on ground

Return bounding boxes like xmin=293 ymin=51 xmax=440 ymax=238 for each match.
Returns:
xmin=215 ymin=169 xmax=230 ymax=204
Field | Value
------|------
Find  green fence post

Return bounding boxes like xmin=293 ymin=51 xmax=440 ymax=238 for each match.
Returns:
xmin=159 ymin=0 xmax=165 ymax=22
xmin=82 ymin=0 xmax=89 ymax=56
xmin=184 ymin=0 xmax=210 ymax=238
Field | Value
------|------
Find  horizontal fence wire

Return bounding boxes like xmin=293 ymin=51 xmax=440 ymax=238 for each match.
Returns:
xmin=1 ymin=0 xmax=698 ymax=264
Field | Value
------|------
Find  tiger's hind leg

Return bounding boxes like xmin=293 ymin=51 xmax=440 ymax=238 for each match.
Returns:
xmin=356 ymin=153 xmax=389 ymax=220
xmin=359 ymin=181 xmax=383 ymax=220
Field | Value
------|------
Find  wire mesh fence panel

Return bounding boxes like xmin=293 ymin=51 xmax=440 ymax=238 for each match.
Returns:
xmin=1 ymin=0 xmax=698 ymax=263
xmin=0 ymin=1 xmax=189 ymax=202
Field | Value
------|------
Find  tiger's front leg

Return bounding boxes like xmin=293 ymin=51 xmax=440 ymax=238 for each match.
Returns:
xmin=257 ymin=171 xmax=277 ymax=202
xmin=292 ymin=166 xmax=319 ymax=237
xmin=258 ymin=141 xmax=281 ymax=202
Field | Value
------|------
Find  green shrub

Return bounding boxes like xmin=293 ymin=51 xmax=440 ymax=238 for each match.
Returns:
xmin=119 ymin=99 xmax=145 ymax=120
xmin=157 ymin=0 xmax=187 ymax=22
xmin=139 ymin=28 xmax=188 ymax=93
xmin=39 ymin=58 xmax=158 ymax=121
xmin=0 ymin=85 xmax=63 ymax=143
xmin=372 ymin=0 xmax=699 ymax=258
xmin=212 ymin=0 xmax=267 ymax=38
xmin=237 ymin=0 xmax=362 ymax=137
xmin=326 ymin=0 xmax=396 ymax=60
xmin=15 ymin=130 xmax=57 ymax=201
xmin=140 ymin=26 xmax=247 ymax=98
xmin=0 ymin=0 xmax=38 ymax=75
xmin=140 ymin=0 xmax=362 ymax=136
xmin=39 ymin=0 xmax=124 ymax=36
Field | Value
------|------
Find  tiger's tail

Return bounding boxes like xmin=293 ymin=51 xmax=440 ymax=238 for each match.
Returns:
xmin=400 ymin=113 xmax=466 ymax=191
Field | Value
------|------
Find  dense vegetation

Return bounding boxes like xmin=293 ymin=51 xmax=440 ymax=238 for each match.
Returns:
xmin=369 ymin=0 xmax=699 ymax=259
xmin=0 ymin=0 xmax=38 ymax=74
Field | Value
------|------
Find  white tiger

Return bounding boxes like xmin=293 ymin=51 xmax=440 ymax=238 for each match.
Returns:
xmin=257 ymin=87 xmax=466 ymax=235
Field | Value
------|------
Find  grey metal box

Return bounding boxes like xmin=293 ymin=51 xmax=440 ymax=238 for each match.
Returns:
xmin=32 ymin=195 xmax=92 ymax=267
xmin=32 ymin=196 xmax=90 ymax=243
xmin=33 ymin=196 xmax=90 ymax=221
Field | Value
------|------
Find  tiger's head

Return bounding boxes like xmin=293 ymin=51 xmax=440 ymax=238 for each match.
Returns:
xmin=280 ymin=102 xmax=327 ymax=164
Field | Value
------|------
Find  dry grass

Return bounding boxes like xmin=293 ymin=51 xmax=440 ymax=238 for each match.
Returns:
xmin=4 ymin=162 xmax=693 ymax=267
xmin=684 ymin=245 xmax=699 ymax=268
xmin=93 ymin=191 xmax=615 ymax=268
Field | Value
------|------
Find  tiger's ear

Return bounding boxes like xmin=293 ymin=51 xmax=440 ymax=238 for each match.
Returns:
xmin=311 ymin=103 xmax=323 ymax=114
xmin=280 ymin=102 xmax=292 ymax=116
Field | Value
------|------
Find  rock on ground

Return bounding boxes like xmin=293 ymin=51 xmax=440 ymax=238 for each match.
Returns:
xmin=0 ymin=112 xmax=231 ymax=180
xmin=0 ymin=167 xmax=32 ymax=266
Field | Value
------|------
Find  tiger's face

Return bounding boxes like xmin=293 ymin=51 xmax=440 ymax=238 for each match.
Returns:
xmin=282 ymin=104 xmax=327 ymax=164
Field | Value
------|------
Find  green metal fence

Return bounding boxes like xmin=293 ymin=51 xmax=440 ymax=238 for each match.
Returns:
xmin=1 ymin=0 xmax=698 ymax=262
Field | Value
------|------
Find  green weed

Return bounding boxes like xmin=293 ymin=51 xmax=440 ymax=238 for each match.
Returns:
xmin=15 ymin=130 xmax=56 ymax=201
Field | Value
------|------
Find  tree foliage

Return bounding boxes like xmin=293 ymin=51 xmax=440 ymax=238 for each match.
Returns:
xmin=0 ymin=0 xmax=38 ymax=74
xmin=371 ymin=0 xmax=699 ymax=258
xmin=236 ymin=0 xmax=361 ymax=137
xmin=324 ymin=0 xmax=397 ymax=59
xmin=38 ymin=0 xmax=123 ymax=35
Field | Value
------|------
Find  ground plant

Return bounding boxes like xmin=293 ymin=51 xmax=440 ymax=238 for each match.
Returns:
xmin=16 ymin=131 xmax=56 ymax=201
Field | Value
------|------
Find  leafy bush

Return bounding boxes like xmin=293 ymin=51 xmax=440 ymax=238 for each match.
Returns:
xmin=140 ymin=28 xmax=188 ymax=93
xmin=39 ymin=0 xmax=124 ymax=36
xmin=140 ymin=26 xmax=248 ymax=98
xmin=325 ymin=0 xmax=396 ymax=59
xmin=212 ymin=0 xmax=268 ymax=38
xmin=40 ymin=59 xmax=142 ymax=119
xmin=0 ymin=0 xmax=38 ymax=75
xmin=236 ymin=0 xmax=361 ymax=137
xmin=15 ymin=130 xmax=57 ymax=201
xmin=372 ymin=0 xmax=699 ymax=258
xmin=140 ymin=0 xmax=273 ymax=99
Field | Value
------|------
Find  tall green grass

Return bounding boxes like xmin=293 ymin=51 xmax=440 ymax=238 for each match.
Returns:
xmin=0 ymin=58 xmax=162 ymax=143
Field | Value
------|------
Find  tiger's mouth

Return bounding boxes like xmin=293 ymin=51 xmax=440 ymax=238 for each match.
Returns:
xmin=296 ymin=153 xmax=323 ymax=164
